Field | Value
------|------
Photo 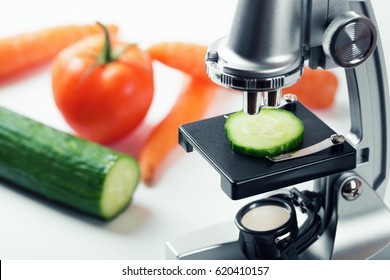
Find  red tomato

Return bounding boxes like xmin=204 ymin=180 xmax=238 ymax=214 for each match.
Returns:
xmin=51 ymin=24 xmax=154 ymax=144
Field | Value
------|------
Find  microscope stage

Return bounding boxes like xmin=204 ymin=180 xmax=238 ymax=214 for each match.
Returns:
xmin=179 ymin=102 xmax=356 ymax=200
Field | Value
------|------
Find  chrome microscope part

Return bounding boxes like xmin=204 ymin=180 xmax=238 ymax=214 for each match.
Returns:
xmin=267 ymin=134 xmax=345 ymax=162
xmin=205 ymin=0 xmax=304 ymax=114
xmin=205 ymin=0 xmax=379 ymax=114
xmin=322 ymin=11 xmax=377 ymax=68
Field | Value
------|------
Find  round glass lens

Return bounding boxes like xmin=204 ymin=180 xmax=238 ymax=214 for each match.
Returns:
xmin=241 ymin=204 xmax=291 ymax=231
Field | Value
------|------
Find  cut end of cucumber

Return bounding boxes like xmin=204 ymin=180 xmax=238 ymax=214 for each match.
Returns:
xmin=225 ymin=108 xmax=304 ymax=157
xmin=100 ymin=156 xmax=140 ymax=220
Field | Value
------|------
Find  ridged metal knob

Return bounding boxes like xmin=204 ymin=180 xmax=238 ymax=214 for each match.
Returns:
xmin=322 ymin=11 xmax=377 ymax=68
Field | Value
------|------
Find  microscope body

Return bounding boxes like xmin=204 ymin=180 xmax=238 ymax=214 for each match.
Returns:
xmin=166 ymin=0 xmax=390 ymax=259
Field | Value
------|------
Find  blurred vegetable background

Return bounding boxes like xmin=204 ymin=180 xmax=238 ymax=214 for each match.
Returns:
xmin=0 ymin=0 xmax=388 ymax=260
xmin=0 ymin=23 xmax=118 ymax=80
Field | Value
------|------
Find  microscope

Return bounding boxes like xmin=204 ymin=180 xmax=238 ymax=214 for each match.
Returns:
xmin=166 ymin=0 xmax=390 ymax=259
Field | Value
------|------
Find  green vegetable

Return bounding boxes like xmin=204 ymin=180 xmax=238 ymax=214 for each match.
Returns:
xmin=225 ymin=108 xmax=304 ymax=157
xmin=0 ymin=106 xmax=139 ymax=220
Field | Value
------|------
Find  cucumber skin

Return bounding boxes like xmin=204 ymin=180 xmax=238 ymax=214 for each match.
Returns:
xmin=0 ymin=106 xmax=139 ymax=220
xmin=225 ymin=109 xmax=304 ymax=157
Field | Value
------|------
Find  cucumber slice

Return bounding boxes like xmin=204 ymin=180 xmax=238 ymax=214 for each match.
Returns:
xmin=100 ymin=156 xmax=139 ymax=219
xmin=225 ymin=108 xmax=304 ymax=157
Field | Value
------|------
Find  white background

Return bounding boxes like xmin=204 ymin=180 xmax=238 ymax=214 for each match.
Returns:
xmin=0 ymin=0 xmax=389 ymax=259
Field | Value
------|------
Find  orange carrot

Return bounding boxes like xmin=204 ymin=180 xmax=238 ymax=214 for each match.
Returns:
xmin=0 ymin=23 xmax=118 ymax=80
xmin=147 ymin=42 xmax=209 ymax=81
xmin=285 ymin=67 xmax=338 ymax=109
xmin=139 ymin=77 xmax=218 ymax=186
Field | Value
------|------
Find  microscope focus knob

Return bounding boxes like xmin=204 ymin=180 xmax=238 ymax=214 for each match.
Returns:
xmin=322 ymin=11 xmax=377 ymax=68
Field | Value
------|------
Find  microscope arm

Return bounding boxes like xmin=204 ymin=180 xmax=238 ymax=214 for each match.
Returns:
xmin=308 ymin=0 xmax=390 ymax=259
xmin=345 ymin=1 xmax=390 ymax=199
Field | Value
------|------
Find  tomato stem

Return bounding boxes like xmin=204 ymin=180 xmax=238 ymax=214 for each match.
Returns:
xmin=96 ymin=22 xmax=136 ymax=65
xmin=97 ymin=22 xmax=116 ymax=64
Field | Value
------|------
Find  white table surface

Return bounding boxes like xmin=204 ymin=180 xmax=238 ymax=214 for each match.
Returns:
xmin=0 ymin=0 xmax=389 ymax=259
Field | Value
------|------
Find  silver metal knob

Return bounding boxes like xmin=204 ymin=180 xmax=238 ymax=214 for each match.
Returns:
xmin=322 ymin=11 xmax=377 ymax=68
xmin=341 ymin=178 xmax=363 ymax=200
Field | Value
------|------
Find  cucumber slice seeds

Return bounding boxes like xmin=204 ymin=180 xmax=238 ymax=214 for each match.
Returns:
xmin=224 ymin=108 xmax=304 ymax=157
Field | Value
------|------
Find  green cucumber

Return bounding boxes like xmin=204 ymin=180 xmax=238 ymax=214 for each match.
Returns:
xmin=225 ymin=108 xmax=304 ymax=157
xmin=0 ymin=106 xmax=139 ymax=220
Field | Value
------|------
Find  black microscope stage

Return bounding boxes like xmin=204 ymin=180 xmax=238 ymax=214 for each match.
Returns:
xmin=179 ymin=102 xmax=356 ymax=200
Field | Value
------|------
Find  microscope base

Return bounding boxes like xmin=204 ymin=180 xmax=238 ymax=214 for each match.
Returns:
xmin=166 ymin=220 xmax=390 ymax=260
xmin=166 ymin=183 xmax=390 ymax=260
xmin=165 ymin=221 xmax=245 ymax=260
